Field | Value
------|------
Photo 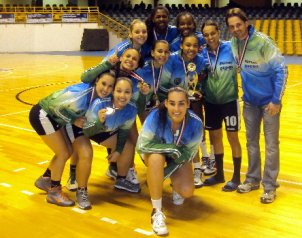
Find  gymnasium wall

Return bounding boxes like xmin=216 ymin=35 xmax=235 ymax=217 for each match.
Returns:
xmin=0 ymin=23 xmax=120 ymax=52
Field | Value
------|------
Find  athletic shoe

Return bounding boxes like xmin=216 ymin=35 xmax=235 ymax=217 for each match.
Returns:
xmin=193 ymin=168 xmax=203 ymax=188
xmin=203 ymin=158 xmax=217 ymax=176
xmin=200 ymin=156 xmax=209 ymax=172
xmin=34 ymin=176 xmax=51 ymax=192
xmin=114 ymin=178 xmax=140 ymax=193
xmin=203 ymin=176 xmax=225 ymax=186
xmin=151 ymin=209 xmax=168 ymax=236
xmin=76 ymin=188 xmax=92 ymax=210
xmin=126 ymin=167 xmax=140 ymax=184
xmin=66 ymin=174 xmax=78 ymax=192
xmin=260 ymin=190 xmax=276 ymax=204
xmin=46 ymin=186 xmax=75 ymax=207
xmin=172 ymin=190 xmax=185 ymax=205
xmin=106 ymin=164 xmax=117 ymax=180
xmin=237 ymin=182 xmax=260 ymax=193
xmin=222 ymin=181 xmax=240 ymax=192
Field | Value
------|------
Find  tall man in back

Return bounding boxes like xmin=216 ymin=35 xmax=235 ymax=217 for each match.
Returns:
xmin=225 ymin=8 xmax=288 ymax=203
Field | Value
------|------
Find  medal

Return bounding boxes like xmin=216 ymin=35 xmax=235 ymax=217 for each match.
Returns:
xmin=206 ymin=43 xmax=220 ymax=76
xmin=187 ymin=62 xmax=196 ymax=72
xmin=151 ymin=61 xmax=163 ymax=106
xmin=236 ymin=35 xmax=249 ymax=73
xmin=105 ymin=107 xmax=115 ymax=115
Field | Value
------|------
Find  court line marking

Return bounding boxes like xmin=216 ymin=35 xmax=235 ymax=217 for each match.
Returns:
xmin=100 ymin=217 xmax=118 ymax=224
xmin=0 ymin=110 xmax=30 ymax=117
xmin=13 ymin=168 xmax=26 ymax=172
xmin=0 ymin=122 xmax=301 ymax=187
xmin=134 ymin=228 xmax=153 ymax=236
xmin=0 ymin=123 xmax=34 ymax=132
xmin=72 ymin=207 xmax=87 ymax=214
xmin=0 ymin=183 xmax=12 ymax=187
xmin=224 ymin=169 xmax=302 ymax=186
xmin=37 ymin=160 xmax=49 ymax=165
xmin=21 ymin=190 xmax=34 ymax=196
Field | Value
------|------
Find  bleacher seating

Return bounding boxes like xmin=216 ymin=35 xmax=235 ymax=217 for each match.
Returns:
xmin=97 ymin=2 xmax=302 ymax=56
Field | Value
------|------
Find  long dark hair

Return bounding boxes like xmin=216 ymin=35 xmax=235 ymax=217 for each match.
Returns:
xmin=157 ymin=87 xmax=189 ymax=136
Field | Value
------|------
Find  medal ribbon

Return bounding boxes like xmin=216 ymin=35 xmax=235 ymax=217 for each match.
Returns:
xmin=130 ymin=72 xmax=145 ymax=83
xmin=153 ymin=28 xmax=168 ymax=41
xmin=151 ymin=61 xmax=163 ymax=95
xmin=175 ymin=118 xmax=186 ymax=146
xmin=206 ymin=43 xmax=220 ymax=75
xmin=236 ymin=35 xmax=249 ymax=71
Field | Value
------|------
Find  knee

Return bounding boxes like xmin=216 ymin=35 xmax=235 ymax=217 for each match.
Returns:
xmin=178 ymin=185 xmax=194 ymax=198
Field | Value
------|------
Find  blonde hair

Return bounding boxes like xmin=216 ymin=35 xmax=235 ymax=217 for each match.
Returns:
xmin=129 ymin=19 xmax=146 ymax=35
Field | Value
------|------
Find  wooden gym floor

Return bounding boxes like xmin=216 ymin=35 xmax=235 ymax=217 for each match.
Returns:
xmin=0 ymin=53 xmax=301 ymax=238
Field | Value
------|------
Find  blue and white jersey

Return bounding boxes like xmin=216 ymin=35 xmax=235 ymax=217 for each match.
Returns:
xmin=102 ymin=39 xmax=150 ymax=63
xmin=136 ymin=108 xmax=203 ymax=165
xmin=230 ymin=25 xmax=287 ymax=106
xmin=83 ymin=97 xmax=137 ymax=135
xmin=170 ymin=31 xmax=206 ymax=53
xmin=153 ymin=25 xmax=178 ymax=43
xmin=201 ymin=41 xmax=238 ymax=104
xmin=158 ymin=51 xmax=207 ymax=101
xmin=83 ymin=97 xmax=137 ymax=152
xmin=39 ymin=83 xmax=95 ymax=126
xmin=131 ymin=60 xmax=160 ymax=111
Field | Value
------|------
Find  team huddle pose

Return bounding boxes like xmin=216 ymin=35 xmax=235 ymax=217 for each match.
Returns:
xmin=29 ymin=6 xmax=287 ymax=236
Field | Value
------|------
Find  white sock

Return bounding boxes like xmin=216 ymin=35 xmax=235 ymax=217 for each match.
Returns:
xmin=151 ymin=198 xmax=162 ymax=211
xmin=200 ymin=141 xmax=209 ymax=157
xmin=194 ymin=162 xmax=201 ymax=169
xmin=209 ymin=145 xmax=215 ymax=160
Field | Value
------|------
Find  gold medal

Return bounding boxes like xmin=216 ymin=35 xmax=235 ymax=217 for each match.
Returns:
xmin=187 ymin=62 xmax=196 ymax=72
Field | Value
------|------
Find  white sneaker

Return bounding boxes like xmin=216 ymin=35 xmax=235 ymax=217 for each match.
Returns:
xmin=172 ymin=190 xmax=185 ymax=205
xmin=126 ymin=167 xmax=140 ymax=184
xmin=151 ymin=209 xmax=168 ymax=236
xmin=203 ymin=159 xmax=217 ymax=176
xmin=66 ymin=175 xmax=78 ymax=192
xmin=194 ymin=168 xmax=203 ymax=188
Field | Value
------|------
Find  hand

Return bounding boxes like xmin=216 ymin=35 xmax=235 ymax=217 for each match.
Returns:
xmin=265 ymin=102 xmax=281 ymax=116
xmin=106 ymin=151 xmax=120 ymax=163
xmin=108 ymin=49 xmax=120 ymax=65
xmin=98 ymin=109 xmax=107 ymax=123
xmin=74 ymin=116 xmax=86 ymax=128
xmin=138 ymin=82 xmax=150 ymax=95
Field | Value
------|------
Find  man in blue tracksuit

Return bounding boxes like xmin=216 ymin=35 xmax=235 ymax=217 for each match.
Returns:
xmin=226 ymin=8 xmax=288 ymax=204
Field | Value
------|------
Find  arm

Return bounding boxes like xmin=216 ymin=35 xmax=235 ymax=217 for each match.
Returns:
xmin=263 ymin=39 xmax=288 ymax=104
xmin=81 ymin=60 xmax=113 ymax=84
xmin=136 ymin=110 xmax=181 ymax=159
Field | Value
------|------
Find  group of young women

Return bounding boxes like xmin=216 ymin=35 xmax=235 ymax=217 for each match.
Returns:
xmin=30 ymin=6 xmax=243 ymax=236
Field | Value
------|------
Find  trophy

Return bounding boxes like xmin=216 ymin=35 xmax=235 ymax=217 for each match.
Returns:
xmin=186 ymin=62 xmax=199 ymax=101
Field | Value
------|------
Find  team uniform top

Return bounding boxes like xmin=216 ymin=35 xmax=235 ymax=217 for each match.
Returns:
xmin=152 ymin=25 xmax=178 ymax=43
xmin=230 ymin=25 xmax=287 ymax=106
xmin=158 ymin=51 xmax=207 ymax=102
xmin=131 ymin=59 xmax=161 ymax=111
xmin=201 ymin=41 xmax=238 ymax=104
xmin=39 ymin=82 xmax=95 ymax=127
xmin=102 ymin=39 xmax=150 ymax=63
xmin=169 ymin=31 xmax=206 ymax=52
xmin=136 ymin=108 xmax=203 ymax=178
xmin=83 ymin=97 xmax=137 ymax=153
xmin=81 ymin=60 xmax=147 ymax=113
